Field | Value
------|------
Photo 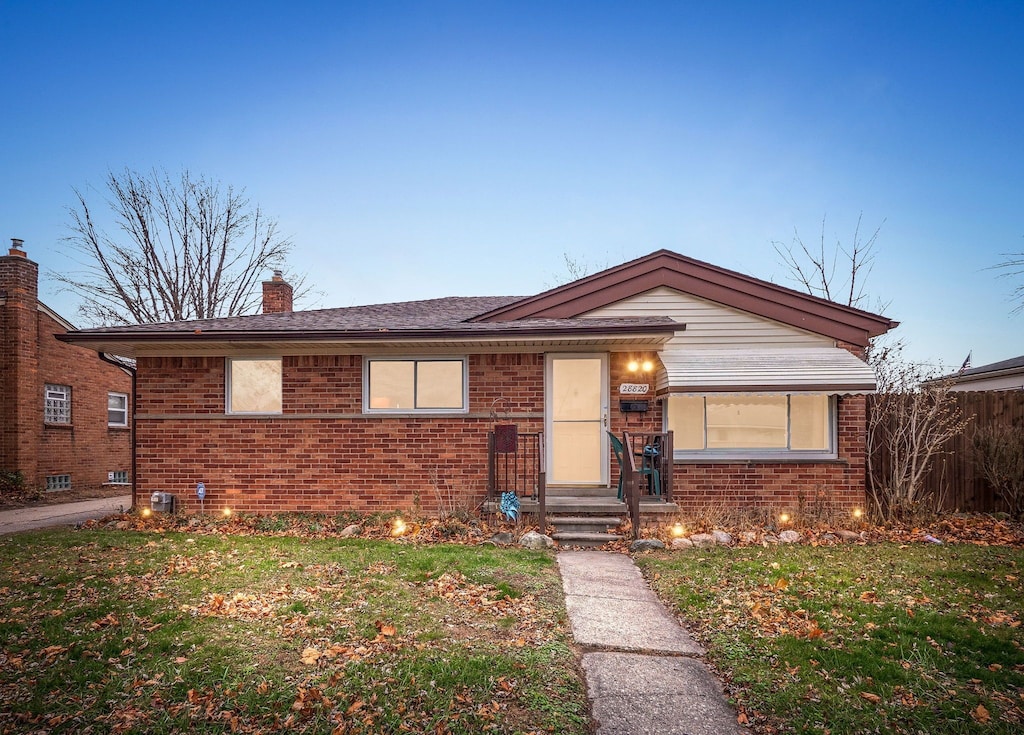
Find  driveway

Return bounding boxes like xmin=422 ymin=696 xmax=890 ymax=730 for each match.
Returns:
xmin=0 ymin=495 xmax=132 ymax=535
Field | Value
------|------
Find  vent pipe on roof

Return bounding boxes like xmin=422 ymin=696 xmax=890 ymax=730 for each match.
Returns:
xmin=9 ymin=238 xmax=26 ymax=257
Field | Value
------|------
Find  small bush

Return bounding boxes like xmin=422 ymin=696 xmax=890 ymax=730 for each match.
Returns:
xmin=973 ymin=424 xmax=1024 ymax=518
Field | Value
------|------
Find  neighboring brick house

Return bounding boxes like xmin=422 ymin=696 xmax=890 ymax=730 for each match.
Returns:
xmin=61 ymin=250 xmax=896 ymax=515
xmin=1 ymin=240 xmax=133 ymax=495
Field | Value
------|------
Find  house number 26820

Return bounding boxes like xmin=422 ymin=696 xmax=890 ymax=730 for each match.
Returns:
xmin=619 ymin=383 xmax=650 ymax=395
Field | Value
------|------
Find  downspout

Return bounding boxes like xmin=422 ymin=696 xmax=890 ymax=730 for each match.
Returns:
xmin=99 ymin=353 xmax=137 ymax=511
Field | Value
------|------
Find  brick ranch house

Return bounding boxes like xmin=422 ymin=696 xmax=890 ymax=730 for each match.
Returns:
xmin=60 ymin=250 xmax=896 ymax=517
xmin=1 ymin=240 xmax=133 ymax=494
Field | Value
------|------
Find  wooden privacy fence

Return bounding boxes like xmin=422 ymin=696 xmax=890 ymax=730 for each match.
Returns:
xmin=868 ymin=390 xmax=1024 ymax=513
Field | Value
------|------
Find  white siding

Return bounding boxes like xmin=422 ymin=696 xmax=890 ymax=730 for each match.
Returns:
xmin=584 ymin=286 xmax=832 ymax=349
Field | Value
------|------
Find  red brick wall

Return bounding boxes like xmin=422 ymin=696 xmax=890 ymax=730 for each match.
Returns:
xmin=0 ymin=250 xmax=132 ymax=492
xmin=135 ymin=349 xmax=870 ymax=515
xmin=135 ymin=353 xmax=544 ymax=514
xmin=37 ymin=310 xmax=133 ymax=491
xmin=671 ymin=394 xmax=867 ymax=512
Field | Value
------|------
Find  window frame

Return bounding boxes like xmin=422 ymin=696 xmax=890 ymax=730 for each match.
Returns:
xmin=44 ymin=384 xmax=72 ymax=424
xmin=665 ymin=393 xmax=838 ymax=461
xmin=108 ymin=392 xmax=129 ymax=427
xmin=225 ymin=357 xmax=284 ymax=415
xmin=363 ymin=357 xmax=469 ymax=414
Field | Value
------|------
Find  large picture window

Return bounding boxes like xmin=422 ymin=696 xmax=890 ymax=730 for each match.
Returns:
xmin=365 ymin=358 xmax=467 ymax=413
xmin=667 ymin=394 xmax=834 ymax=457
xmin=227 ymin=358 xmax=282 ymax=414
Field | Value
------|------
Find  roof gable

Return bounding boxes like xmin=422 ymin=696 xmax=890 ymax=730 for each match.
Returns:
xmin=473 ymin=250 xmax=897 ymax=348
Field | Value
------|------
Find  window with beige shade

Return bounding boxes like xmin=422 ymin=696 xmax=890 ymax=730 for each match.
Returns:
xmin=226 ymin=358 xmax=282 ymax=414
xmin=666 ymin=393 xmax=834 ymax=458
xmin=365 ymin=358 xmax=467 ymax=413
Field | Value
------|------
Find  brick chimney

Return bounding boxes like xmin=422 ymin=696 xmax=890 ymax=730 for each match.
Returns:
xmin=262 ymin=270 xmax=293 ymax=314
xmin=0 ymin=238 xmax=41 ymax=482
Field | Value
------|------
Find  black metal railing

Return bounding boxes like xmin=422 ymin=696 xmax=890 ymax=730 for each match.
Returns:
xmin=621 ymin=431 xmax=674 ymax=538
xmin=487 ymin=429 xmax=546 ymax=530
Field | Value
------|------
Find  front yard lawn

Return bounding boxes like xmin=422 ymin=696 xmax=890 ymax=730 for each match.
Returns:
xmin=0 ymin=530 xmax=588 ymax=734
xmin=638 ymin=543 xmax=1024 ymax=734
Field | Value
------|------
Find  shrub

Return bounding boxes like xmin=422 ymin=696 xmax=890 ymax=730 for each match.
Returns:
xmin=973 ymin=424 xmax=1024 ymax=518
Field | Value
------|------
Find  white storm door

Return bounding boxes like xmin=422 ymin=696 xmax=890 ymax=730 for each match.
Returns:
xmin=546 ymin=354 xmax=609 ymax=485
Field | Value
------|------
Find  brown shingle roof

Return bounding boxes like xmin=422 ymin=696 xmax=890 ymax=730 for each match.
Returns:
xmin=62 ymin=295 xmax=677 ymax=345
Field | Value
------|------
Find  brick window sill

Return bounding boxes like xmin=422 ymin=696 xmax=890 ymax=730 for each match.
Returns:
xmin=107 ymin=425 xmax=131 ymax=431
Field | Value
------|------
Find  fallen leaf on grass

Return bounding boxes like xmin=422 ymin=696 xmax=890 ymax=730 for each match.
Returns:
xmin=860 ymin=692 xmax=881 ymax=704
xmin=973 ymin=704 xmax=991 ymax=723
xmin=300 ymin=647 xmax=321 ymax=665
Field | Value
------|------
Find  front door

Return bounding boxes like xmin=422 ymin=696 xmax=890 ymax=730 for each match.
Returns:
xmin=546 ymin=353 xmax=609 ymax=485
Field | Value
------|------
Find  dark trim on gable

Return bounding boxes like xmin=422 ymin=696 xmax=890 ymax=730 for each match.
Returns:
xmin=472 ymin=250 xmax=898 ymax=348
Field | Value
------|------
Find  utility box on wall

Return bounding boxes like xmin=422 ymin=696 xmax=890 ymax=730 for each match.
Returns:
xmin=150 ymin=492 xmax=176 ymax=513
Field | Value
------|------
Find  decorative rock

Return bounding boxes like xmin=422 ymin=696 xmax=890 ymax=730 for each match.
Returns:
xmin=779 ymin=530 xmax=801 ymax=543
xmin=836 ymin=529 xmax=863 ymax=542
xmin=338 ymin=524 xmax=362 ymax=538
xmin=630 ymin=538 xmax=666 ymax=552
xmin=763 ymin=534 xmax=780 ymax=544
xmin=689 ymin=533 xmax=717 ymax=548
xmin=115 ymin=520 xmax=131 ymax=530
xmin=711 ymin=530 xmax=734 ymax=546
xmin=821 ymin=533 xmax=839 ymax=544
xmin=671 ymin=537 xmax=694 ymax=549
xmin=519 ymin=531 xmax=554 ymax=549
xmin=488 ymin=532 xmax=514 ymax=546
xmin=739 ymin=531 xmax=758 ymax=545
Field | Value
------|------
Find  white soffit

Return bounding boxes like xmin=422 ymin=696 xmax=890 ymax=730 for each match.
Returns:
xmin=658 ymin=348 xmax=877 ymax=394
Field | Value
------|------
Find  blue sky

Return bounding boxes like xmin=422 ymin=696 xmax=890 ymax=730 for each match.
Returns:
xmin=1 ymin=1 xmax=1021 ymax=370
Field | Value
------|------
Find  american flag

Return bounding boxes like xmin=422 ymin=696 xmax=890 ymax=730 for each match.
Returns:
xmin=958 ymin=352 xmax=972 ymax=375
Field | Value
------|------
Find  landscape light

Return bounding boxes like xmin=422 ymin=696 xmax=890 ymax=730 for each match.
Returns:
xmin=779 ymin=513 xmax=790 ymax=524
xmin=670 ymin=522 xmax=686 ymax=538
xmin=392 ymin=518 xmax=407 ymax=537
xmin=222 ymin=507 xmax=232 ymax=518
xmin=853 ymin=508 xmax=863 ymax=519
xmin=141 ymin=507 xmax=152 ymax=518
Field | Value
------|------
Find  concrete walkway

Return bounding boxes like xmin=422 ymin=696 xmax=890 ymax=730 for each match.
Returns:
xmin=557 ymin=551 xmax=741 ymax=735
xmin=0 ymin=495 xmax=132 ymax=535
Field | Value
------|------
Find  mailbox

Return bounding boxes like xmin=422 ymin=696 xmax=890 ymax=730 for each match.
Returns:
xmin=619 ymin=400 xmax=649 ymax=413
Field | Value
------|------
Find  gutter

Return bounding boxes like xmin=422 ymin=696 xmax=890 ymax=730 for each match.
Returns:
xmin=57 ymin=322 xmax=680 ymax=346
xmin=99 ymin=353 xmax=137 ymax=513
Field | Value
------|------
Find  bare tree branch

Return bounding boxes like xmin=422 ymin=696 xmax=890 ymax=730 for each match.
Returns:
xmin=54 ymin=168 xmax=311 ymax=325
xmin=772 ymin=213 xmax=884 ymax=310
xmin=991 ymin=246 xmax=1024 ymax=314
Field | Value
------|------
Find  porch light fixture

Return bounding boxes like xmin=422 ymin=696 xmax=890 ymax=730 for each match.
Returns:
xmin=392 ymin=517 xmax=407 ymax=537
xmin=627 ymin=359 xmax=654 ymax=373
xmin=670 ymin=522 xmax=686 ymax=538
xmin=779 ymin=513 xmax=791 ymax=524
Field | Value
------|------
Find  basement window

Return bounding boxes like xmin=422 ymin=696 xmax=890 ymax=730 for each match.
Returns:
xmin=226 ymin=358 xmax=283 ymax=414
xmin=45 ymin=384 xmax=71 ymax=424
xmin=107 ymin=470 xmax=129 ymax=484
xmin=46 ymin=474 xmax=72 ymax=491
xmin=364 ymin=358 xmax=467 ymax=413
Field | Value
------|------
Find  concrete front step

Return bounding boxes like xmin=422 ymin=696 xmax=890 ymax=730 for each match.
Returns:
xmin=552 ymin=531 xmax=624 ymax=548
xmin=546 ymin=485 xmax=618 ymax=498
xmin=548 ymin=516 xmax=623 ymax=534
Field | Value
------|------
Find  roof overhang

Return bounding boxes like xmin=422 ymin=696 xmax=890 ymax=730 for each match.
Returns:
xmin=58 ymin=325 xmax=676 ymax=357
xmin=657 ymin=347 xmax=877 ymax=394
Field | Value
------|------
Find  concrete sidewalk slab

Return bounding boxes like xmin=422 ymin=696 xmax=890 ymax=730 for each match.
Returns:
xmin=563 ymin=595 xmax=703 ymax=654
xmin=557 ymin=550 xmax=740 ymax=735
xmin=0 ymin=495 xmax=132 ymax=535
